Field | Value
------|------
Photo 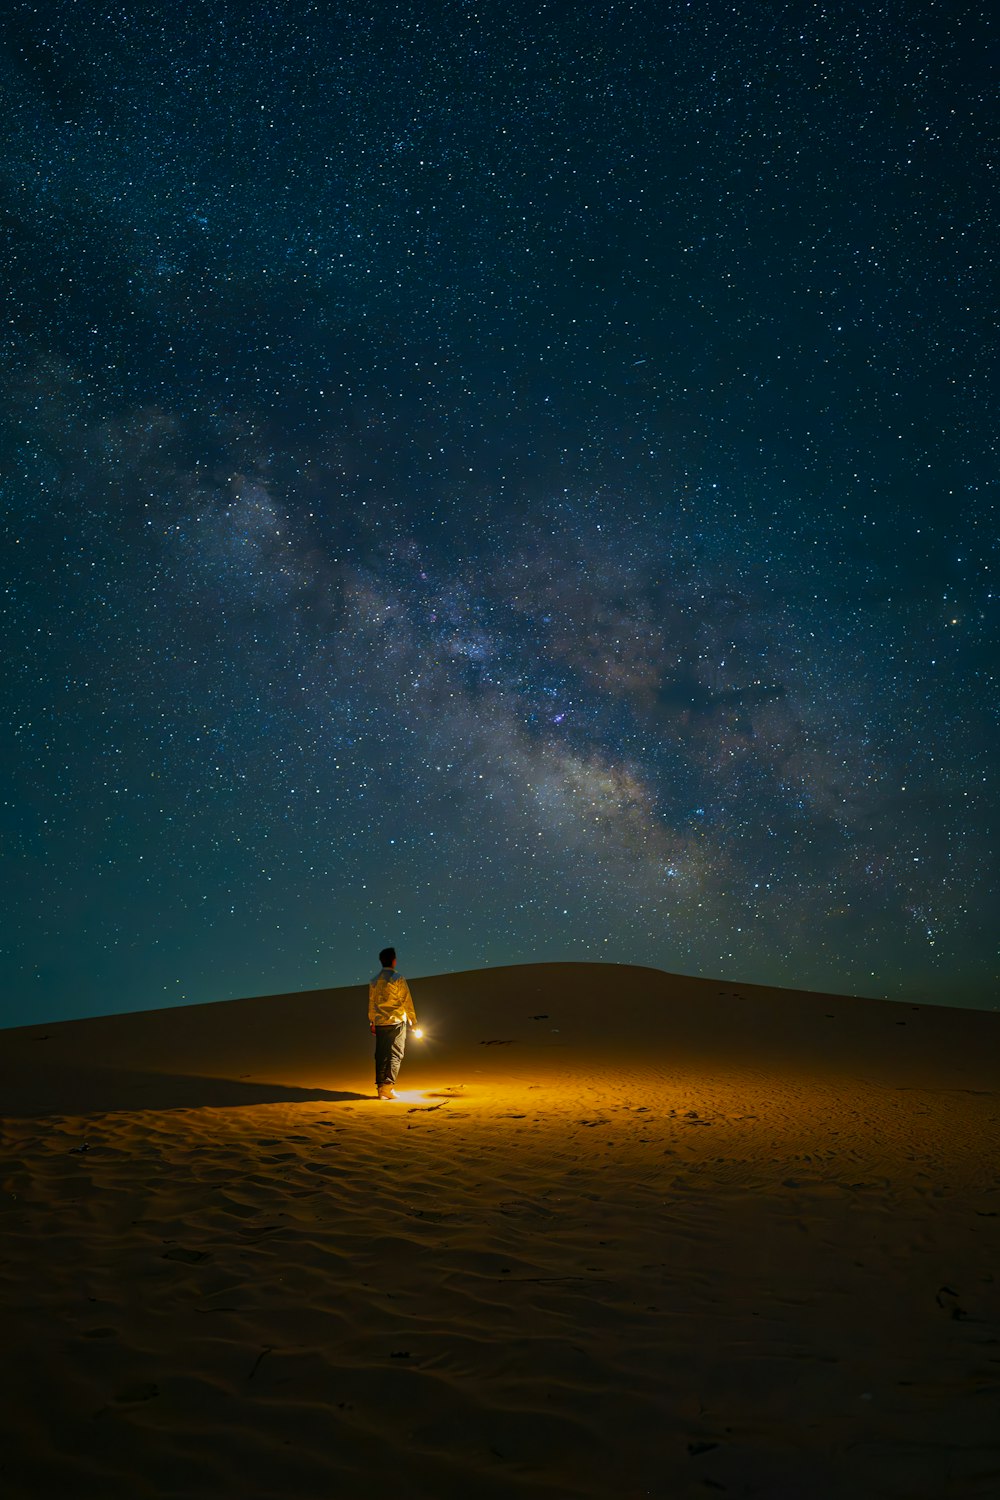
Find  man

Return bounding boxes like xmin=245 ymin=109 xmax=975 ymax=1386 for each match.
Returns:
xmin=368 ymin=946 xmax=417 ymax=1100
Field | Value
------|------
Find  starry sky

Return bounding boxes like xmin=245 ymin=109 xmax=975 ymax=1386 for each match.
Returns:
xmin=2 ymin=0 xmax=996 ymax=1028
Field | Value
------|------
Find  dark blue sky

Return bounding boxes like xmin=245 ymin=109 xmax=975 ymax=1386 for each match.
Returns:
xmin=2 ymin=0 xmax=996 ymax=1026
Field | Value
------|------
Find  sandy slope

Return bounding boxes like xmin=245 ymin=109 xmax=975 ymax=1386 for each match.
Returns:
xmin=0 ymin=963 xmax=998 ymax=1499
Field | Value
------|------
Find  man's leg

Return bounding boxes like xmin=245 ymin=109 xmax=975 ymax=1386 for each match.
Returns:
xmin=387 ymin=1021 xmax=407 ymax=1086
xmin=374 ymin=1026 xmax=395 ymax=1088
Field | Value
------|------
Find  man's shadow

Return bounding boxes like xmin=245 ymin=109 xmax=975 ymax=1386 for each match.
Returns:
xmin=0 ymin=1062 xmax=369 ymax=1117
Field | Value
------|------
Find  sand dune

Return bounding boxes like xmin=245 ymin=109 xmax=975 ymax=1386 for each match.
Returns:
xmin=1 ymin=963 xmax=998 ymax=1498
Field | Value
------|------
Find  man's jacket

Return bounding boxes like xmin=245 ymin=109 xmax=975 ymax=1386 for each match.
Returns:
xmin=368 ymin=967 xmax=417 ymax=1027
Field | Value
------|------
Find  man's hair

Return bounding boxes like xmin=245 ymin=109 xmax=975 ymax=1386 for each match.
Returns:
xmin=379 ymin=946 xmax=396 ymax=968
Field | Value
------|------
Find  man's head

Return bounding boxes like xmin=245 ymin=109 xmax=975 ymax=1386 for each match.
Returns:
xmin=379 ymin=946 xmax=397 ymax=969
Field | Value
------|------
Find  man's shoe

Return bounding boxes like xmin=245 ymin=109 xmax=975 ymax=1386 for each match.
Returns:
xmin=377 ymin=1086 xmax=396 ymax=1100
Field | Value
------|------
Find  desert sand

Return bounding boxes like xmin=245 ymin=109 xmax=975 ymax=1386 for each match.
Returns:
xmin=1 ymin=962 xmax=998 ymax=1499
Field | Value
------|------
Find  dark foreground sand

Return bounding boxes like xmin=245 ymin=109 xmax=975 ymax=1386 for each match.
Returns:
xmin=1 ymin=963 xmax=998 ymax=1499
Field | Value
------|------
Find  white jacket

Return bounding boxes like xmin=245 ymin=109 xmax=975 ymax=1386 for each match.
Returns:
xmin=368 ymin=967 xmax=417 ymax=1027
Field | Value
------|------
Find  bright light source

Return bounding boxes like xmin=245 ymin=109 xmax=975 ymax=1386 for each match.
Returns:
xmin=413 ymin=1027 xmax=424 ymax=1039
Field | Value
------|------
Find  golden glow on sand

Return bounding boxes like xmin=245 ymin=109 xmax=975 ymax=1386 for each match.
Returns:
xmin=0 ymin=963 xmax=998 ymax=1496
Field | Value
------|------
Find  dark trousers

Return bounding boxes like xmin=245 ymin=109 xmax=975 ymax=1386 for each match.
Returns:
xmin=374 ymin=1022 xmax=407 ymax=1087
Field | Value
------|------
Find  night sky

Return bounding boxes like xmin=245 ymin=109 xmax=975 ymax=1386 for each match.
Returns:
xmin=2 ymin=0 xmax=996 ymax=1028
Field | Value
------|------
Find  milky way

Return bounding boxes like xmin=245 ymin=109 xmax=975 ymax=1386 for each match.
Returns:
xmin=2 ymin=0 xmax=995 ymax=1024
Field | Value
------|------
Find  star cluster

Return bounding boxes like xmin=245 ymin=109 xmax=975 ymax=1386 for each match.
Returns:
xmin=2 ymin=0 xmax=996 ymax=1024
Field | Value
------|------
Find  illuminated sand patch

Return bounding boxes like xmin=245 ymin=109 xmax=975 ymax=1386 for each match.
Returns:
xmin=1 ymin=964 xmax=998 ymax=1497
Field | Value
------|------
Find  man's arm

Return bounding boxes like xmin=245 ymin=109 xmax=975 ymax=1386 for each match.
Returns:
xmin=402 ymin=977 xmax=417 ymax=1027
xmin=368 ymin=980 xmax=376 ymax=1027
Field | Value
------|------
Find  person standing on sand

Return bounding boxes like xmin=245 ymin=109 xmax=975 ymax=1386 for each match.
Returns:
xmin=368 ymin=947 xmax=417 ymax=1100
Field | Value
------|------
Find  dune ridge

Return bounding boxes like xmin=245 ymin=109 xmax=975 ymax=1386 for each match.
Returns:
xmin=1 ymin=963 xmax=998 ymax=1498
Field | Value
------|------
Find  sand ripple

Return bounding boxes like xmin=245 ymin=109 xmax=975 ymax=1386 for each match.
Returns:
xmin=1 ymin=1064 xmax=999 ymax=1498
